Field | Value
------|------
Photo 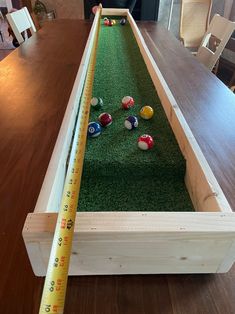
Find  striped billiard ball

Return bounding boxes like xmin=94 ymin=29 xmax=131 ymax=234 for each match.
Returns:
xmin=98 ymin=112 xmax=112 ymax=127
xmin=140 ymin=106 xmax=154 ymax=120
xmin=121 ymin=96 xmax=135 ymax=110
xmin=120 ymin=18 xmax=126 ymax=25
xmin=124 ymin=115 xmax=138 ymax=130
xmin=138 ymin=134 xmax=154 ymax=150
xmin=90 ymin=97 xmax=103 ymax=110
xmin=88 ymin=122 xmax=101 ymax=138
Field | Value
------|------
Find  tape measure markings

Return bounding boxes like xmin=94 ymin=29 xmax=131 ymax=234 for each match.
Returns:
xmin=39 ymin=7 xmax=102 ymax=314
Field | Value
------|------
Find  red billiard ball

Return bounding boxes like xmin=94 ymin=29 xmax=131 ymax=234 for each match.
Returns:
xmin=98 ymin=112 xmax=112 ymax=127
xmin=138 ymin=134 xmax=154 ymax=150
xmin=121 ymin=96 xmax=135 ymax=110
xmin=104 ymin=20 xmax=109 ymax=26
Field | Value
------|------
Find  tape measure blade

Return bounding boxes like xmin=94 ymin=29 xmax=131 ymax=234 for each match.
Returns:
xmin=39 ymin=7 xmax=101 ymax=314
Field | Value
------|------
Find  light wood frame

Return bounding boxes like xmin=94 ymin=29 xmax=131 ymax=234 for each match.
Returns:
xmin=196 ymin=14 xmax=235 ymax=71
xmin=23 ymin=9 xmax=235 ymax=276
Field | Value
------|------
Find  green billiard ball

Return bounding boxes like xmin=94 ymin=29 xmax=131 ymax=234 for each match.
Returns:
xmin=90 ymin=97 xmax=103 ymax=110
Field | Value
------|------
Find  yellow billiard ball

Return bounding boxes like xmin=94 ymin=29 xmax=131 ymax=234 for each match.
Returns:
xmin=140 ymin=106 xmax=154 ymax=120
xmin=112 ymin=19 xmax=116 ymax=24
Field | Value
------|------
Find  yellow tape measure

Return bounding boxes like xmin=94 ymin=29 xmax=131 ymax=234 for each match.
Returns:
xmin=39 ymin=7 xmax=101 ymax=314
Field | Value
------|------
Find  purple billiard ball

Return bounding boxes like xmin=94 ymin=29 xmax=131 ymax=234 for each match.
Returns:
xmin=124 ymin=116 xmax=138 ymax=130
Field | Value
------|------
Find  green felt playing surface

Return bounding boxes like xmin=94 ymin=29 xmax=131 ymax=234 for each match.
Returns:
xmin=78 ymin=18 xmax=194 ymax=212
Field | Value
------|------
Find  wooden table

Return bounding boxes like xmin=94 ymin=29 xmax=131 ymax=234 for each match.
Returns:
xmin=0 ymin=19 xmax=235 ymax=314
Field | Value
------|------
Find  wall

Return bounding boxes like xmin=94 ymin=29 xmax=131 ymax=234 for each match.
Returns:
xmin=31 ymin=0 xmax=84 ymax=19
xmin=231 ymin=1 xmax=235 ymax=21
xmin=29 ymin=0 xmax=234 ymax=27
xmin=158 ymin=0 xmax=234 ymax=38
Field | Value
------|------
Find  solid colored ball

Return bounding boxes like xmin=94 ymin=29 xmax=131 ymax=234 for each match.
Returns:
xmin=98 ymin=112 xmax=112 ymax=127
xmin=90 ymin=97 xmax=103 ymax=110
xmin=138 ymin=134 xmax=154 ymax=150
xmin=108 ymin=19 xmax=114 ymax=26
xmin=88 ymin=122 xmax=101 ymax=138
xmin=104 ymin=20 xmax=109 ymax=26
xmin=124 ymin=115 xmax=138 ymax=130
xmin=140 ymin=106 xmax=154 ymax=120
xmin=120 ymin=18 xmax=126 ymax=25
xmin=112 ymin=19 xmax=116 ymax=24
xmin=122 ymin=96 xmax=135 ymax=110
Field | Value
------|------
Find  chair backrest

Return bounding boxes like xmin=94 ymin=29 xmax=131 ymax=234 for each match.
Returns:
xmin=180 ymin=0 xmax=212 ymax=48
xmin=6 ymin=7 xmax=36 ymax=45
xmin=196 ymin=14 xmax=235 ymax=71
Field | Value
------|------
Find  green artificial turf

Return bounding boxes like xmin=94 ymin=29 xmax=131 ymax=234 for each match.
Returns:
xmin=78 ymin=18 xmax=194 ymax=212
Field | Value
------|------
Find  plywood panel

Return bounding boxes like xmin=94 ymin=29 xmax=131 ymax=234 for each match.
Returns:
xmin=23 ymin=212 xmax=235 ymax=275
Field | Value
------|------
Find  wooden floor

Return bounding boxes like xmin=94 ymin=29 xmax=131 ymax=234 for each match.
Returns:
xmin=2 ymin=267 xmax=235 ymax=313
xmin=1 ymin=20 xmax=235 ymax=314
xmin=0 ymin=49 xmax=11 ymax=60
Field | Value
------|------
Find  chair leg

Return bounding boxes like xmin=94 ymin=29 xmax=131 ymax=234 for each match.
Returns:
xmin=0 ymin=30 xmax=3 ymax=42
xmin=213 ymin=59 xmax=220 ymax=75
xmin=229 ymin=71 xmax=235 ymax=88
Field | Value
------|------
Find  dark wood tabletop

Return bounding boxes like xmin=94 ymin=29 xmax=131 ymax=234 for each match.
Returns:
xmin=138 ymin=21 xmax=235 ymax=212
xmin=0 ymin=19 xmax=235 ymax=314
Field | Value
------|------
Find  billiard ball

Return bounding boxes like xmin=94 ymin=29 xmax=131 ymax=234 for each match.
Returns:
xmin=121 ymin=96 xmax=135 ymax=110
xmin=104 ymin=19 xmax=109 ymax=26
xmin=140 ymin=106 xmax=154 ymax=120
xmin=90 ymin=97 xmax=103 ymax=110
xmin=138 ymin=134 xmax=154 ymax=150
xmin=120 ymin=18 xmax=126 ymax=25
xmin=112 ymin=19 xmax=116 ymax=25
xmin=108 ymin=19 xmax=114 ymax=26
xmin=124 ymin=115 xmax=138 ymax=130
xmin=98 ymin=112 xmax=112 ymax=127
xmin=88 ymin=122 xmax=101 ymax=138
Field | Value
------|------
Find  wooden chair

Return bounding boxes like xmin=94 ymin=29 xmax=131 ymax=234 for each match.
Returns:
xmin=180 ymin=0 xmax=212 ymax=48
xmin=220 ymin=36 xmax=235 ymax=88
xmin=0 ymin=10 xmax=4 ymax=42
xmin=6 ymin=7 xmax=36 ymax=45
xmin=196 ymin=14 xmax=235 ymax=71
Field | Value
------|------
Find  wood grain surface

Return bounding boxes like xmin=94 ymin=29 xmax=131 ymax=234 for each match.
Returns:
xmin=1 ymin=19 xmax=235 ymax=314
xmin=0 ymin=19 xmax=91 ymax=313
xmin=138 ymin=21 xmax=235 ymax=211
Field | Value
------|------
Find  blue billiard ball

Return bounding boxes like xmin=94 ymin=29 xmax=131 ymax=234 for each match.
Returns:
xmin=88 ymin=122 xmax=101 ymax=138
xmin=124 ymin=115 xmax=138 ymax=130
